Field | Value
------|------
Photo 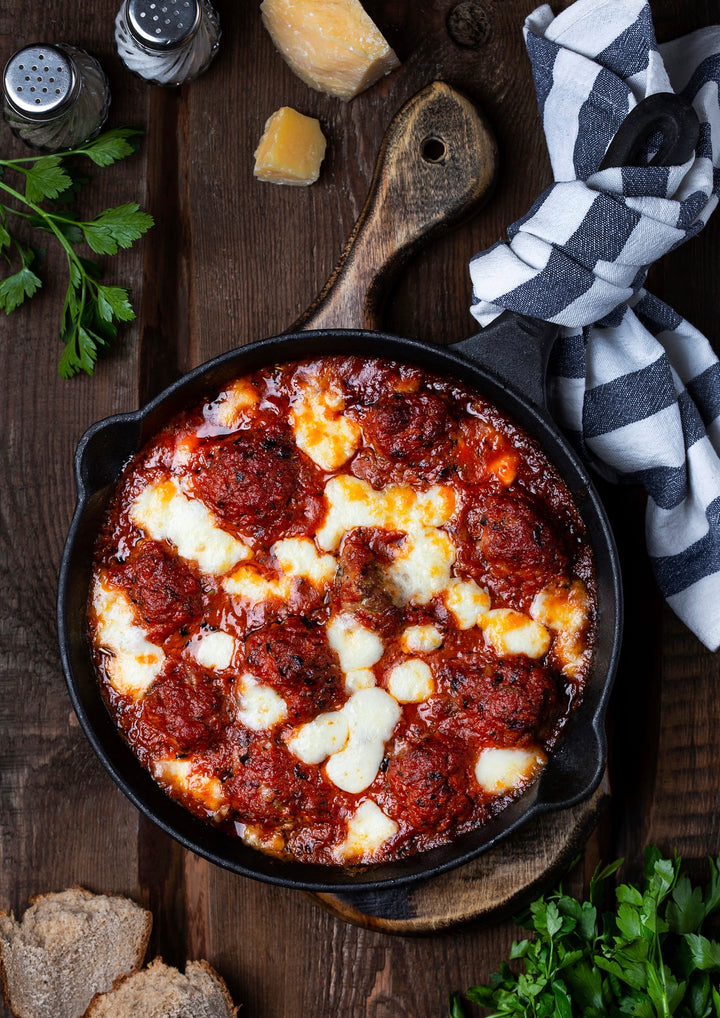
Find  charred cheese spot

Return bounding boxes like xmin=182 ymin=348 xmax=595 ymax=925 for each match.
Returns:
xmin=474 ymin=746 xmax=547 ymax=795
xmin=334 ymin=799 xmax=398 ymax=862
xmin=530 ymin=580 xmax=590 ymax=677
xmin=131 ymin=478 xmax=252 ymax=575
xmin=482 ymin=608 xmax=551 ymax=659
xmin=92 ymin=578 xmax=165 ymax=698
xmin=290 ymin=375 xmax=361 ymax=471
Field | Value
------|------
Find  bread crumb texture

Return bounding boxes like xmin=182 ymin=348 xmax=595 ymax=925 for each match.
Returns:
xmin=260 ymin=0 xmax=400 ymax=100
xmin=85 ymin=958 xmax=238 ymax=1018
xmin=0 ymin=887 xmax=151 ymax=1018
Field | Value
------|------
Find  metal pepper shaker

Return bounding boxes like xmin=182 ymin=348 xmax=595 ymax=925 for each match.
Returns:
xmin=115 ymin=0 xmax=220 ymax=87
xmin=2 ymin=44 xmax=110 ymax=152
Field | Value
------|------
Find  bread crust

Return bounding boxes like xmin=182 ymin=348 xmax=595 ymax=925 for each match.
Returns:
xmin=84 ymin=957 xmax=239 ymax=1017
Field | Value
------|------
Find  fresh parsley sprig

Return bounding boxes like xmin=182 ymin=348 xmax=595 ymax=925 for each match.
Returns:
xmin=0 ymin=128 xmax=153 ymax=377
xmin=451 ymin=847 xmax=720 ymax=1018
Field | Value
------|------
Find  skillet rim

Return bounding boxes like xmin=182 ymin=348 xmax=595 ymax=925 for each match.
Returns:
xmin=57 ymin=327 xmax=623 ymax=893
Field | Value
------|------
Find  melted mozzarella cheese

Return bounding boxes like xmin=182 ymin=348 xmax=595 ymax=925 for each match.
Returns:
xmin=324 ymin=687 xmax=400 ymax=793
xmin=233 ymin=673 xmax=288 ymax=730
xmin=286 ymin=711 xmax=350 ymax=764
xmin=205 ymin=378 xmax=260 ymax=430
xmin=474 ymin=746 xmax=547 ymax=795
xmin=387 ymin=527 xmax=456 ymax=606
xmin=316 ymin=475 xmax=456 ymax=552
xmin=92 ymin=578 xmax=165 ymax=698
xmin=326 ymin=613 xmax=384 ymax=679
xmin=530 ymin=579 xmax=590 ymax=677
xmin=334 ymin=799 xmax=398 ymax=862
xmin=290 ymin=376 xmax=361 ymax=471
xmin=153 ymin=757 xmax=225 ymax=812
xmin=223 ymin=537 xmax=336 ymax=603
xmin=444 ymin=578 xmax=491 ymax=630
xmin=387 ymin=659 xmax=435 ymax=703
xmin=400 ymin=624 xmax=443 ymax=654
xmin=194 ymin=630 xmax=236 ymax=670
xmin=482 ymin=608 xmax=551 ymax=659
xmin=131 ymin=478 xmax=251 ymax=575
xmin=343 ymin=668 xmax=377 ymax=692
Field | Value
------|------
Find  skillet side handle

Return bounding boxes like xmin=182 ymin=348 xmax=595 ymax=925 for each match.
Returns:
xmin=452 ymin=312 xmax=559 ymax=410
xmin=293 ymin=81 xmax=498 ymax=333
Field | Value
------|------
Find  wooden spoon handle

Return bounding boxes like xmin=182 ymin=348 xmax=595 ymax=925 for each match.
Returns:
xmin=294 ymin=81 xmax=498 ymax=333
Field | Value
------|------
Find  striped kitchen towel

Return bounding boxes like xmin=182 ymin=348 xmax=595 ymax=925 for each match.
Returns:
xmin=469 ymin=0 xmax=720 ymax=651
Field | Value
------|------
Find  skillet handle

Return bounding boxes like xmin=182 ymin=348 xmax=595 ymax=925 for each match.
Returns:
xmin=454 ymin=92 xmax=700 ymax=409
xmin=292 ymin=81 xmax=498 ymax=333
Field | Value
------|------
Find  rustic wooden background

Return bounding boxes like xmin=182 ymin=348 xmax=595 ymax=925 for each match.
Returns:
xmin=1 ymin=0 xmax=719 ymax=1015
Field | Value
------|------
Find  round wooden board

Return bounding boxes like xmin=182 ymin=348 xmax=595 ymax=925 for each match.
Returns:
xmin=306 ymin=773 xmax=610 ymax=934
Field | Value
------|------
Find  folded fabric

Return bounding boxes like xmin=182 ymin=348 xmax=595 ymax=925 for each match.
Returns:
xmin=469 ymin=0 xmax=720 ymax=651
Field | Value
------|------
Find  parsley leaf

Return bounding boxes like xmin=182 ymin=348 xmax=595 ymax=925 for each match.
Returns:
xmin=453 ymin=848 xmax=720 ymax=1018
xmin=0 ymin=128 xmax=152 ymax=377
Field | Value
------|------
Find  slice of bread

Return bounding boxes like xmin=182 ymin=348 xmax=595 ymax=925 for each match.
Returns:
xmin=0 ymin=887 xmax=152 ymax=1018
xmin=85 ymin=958 xmax=238 ymax=1018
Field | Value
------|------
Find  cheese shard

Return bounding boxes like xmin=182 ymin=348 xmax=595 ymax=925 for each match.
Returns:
xmin=254 ymin=106 xmax=327 ymax=186
xmin=260 ymin=0 xmax=400 ymax=102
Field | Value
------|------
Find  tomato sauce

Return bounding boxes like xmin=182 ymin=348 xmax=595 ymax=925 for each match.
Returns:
xmin=88 ymin=356 xmax=596 ymax=866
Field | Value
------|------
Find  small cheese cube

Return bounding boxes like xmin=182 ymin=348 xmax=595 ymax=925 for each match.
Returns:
xmin=254 ymin=107 xmax=327 ymax=186
xmin=261 ymin=0 xmax=400 ymax=102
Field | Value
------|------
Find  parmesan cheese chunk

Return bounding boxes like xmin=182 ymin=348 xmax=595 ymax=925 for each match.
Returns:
xmin=334 ymin=799 xmax=398 ymax=862
xmin=530 ymin=579 xmax=590 ymax=677
xmin=324 ymin=687 xmax=400 ymax=793
xmin=482 ymin=608 xmax=551 ymax=659
xmin=387 ymin=659 xmax=435 ymax=703
xmin=474 ymin=746 xmax=547 ymax=795
xmin=400 ymin=624 xmax=443 ymax=654
xmin=234 ymin=673 xmax=288 ymax=730
xmin=131 ymin=478 xmax=251 ymax=576
xmin=92 ymin=579 xmax=165 ymax=698
xmin=261 ymin=0 xmax=400 ymax=102
xmin=153 ymin=758 xmax=225 ymax=812
xmin=286 ymin=711 xmax=350 ymax=764
xmin=254 ymin=107 xmax=327 ymax=186
xmin=194 ymin=630 xmax=236 ymax=671
xmin=223 ymin=537 xmax=336 ymax=603
xmin=326 ymin=613 xmax=384 ymax=678
xmin=316 ymin=475 xmax=456 ymax=552
xmin=444 ymin=578 xmax=491 ymax=630
xmin=290 ymin=377 xmax=361 ymax=471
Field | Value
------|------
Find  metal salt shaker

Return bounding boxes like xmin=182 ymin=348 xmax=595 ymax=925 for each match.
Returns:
xmin=115 ymin=0 xmax=220 ymax=87
xmin=2 ymin=44 xmax=110 ymax=152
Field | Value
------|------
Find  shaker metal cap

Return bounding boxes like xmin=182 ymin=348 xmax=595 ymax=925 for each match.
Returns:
xmin=3 ymin=45 xmax=78 ymax=119
xmin=126 ymin=0 xmax=202 ymax=49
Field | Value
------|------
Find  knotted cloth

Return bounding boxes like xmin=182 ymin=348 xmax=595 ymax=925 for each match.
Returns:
xmin=469 ymin=0 xmax=720 ymax=650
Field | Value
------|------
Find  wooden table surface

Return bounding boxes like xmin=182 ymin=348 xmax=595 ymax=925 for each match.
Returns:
xmin=1 ymin=1 xmax=719 ymax=1015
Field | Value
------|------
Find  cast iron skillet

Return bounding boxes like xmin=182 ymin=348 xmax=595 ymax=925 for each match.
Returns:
xmin=58 ymin=84 xmax=698 ymax=892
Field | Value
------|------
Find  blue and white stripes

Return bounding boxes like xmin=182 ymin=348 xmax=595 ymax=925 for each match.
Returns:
xmin=469 ymin=0 xmax=720 ymax=650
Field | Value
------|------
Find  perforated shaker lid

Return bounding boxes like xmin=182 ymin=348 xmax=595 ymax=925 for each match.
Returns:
xmin=126 ymin=0 xmax=202 ymax=49
xmin=3 ymin=45 xmax=79 ymax=119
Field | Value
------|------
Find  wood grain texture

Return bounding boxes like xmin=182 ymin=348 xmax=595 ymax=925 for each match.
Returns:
xmin=1 ymin=0 xmax=720 ymax=1016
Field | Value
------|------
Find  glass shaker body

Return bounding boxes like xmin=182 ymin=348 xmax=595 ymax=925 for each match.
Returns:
xmin=115 ymin=0 xmax=220 ymax=86
xmin=2 ymin=44 xmax=110 ymax=152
